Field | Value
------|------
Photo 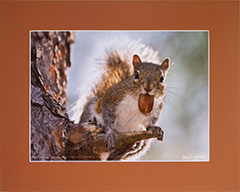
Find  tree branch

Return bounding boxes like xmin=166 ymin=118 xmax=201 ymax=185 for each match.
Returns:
xmin=65 ymin=123 xmax=163 ymax=160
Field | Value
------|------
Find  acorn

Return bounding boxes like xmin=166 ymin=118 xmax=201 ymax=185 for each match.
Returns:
xmin=138 ymin=94 xmax=154 ymax=115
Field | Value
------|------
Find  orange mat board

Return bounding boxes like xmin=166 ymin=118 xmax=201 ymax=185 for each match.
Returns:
xmin=1 ymin=1 xmax=239 ymax=192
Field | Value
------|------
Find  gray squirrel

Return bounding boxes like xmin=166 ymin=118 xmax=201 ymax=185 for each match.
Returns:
xmin=78 ymin=37 xmax=170 ymax=160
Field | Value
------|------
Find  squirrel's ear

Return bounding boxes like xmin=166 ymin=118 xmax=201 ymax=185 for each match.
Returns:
xmin=132 ymin=54 xmax=142 ymax=69
xmin=160 ymin=58 xmax=170 ymax=73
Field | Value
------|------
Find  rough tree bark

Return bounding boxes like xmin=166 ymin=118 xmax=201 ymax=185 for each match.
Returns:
xmin=30 ymin=31 xmax=161 ymax=161
xmin=31 ymin=31 xmax=76 ymax=160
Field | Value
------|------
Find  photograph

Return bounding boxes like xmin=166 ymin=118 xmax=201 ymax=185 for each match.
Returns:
xmin=30 ymin=31 xmax=209 ymax=161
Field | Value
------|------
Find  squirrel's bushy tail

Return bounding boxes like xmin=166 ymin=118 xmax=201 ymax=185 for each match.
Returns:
xmin=92 ymin=50 xmax=132 ymax=99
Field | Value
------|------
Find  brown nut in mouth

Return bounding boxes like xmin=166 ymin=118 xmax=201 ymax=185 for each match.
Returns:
xmin=138 ymin=94 xmax=154 ymax=115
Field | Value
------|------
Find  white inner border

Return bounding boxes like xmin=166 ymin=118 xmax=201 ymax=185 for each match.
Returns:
xmin=29 ymin=30 xmax=210 ymax=163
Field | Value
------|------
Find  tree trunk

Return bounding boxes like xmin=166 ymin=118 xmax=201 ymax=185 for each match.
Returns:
xmin=31 ymin=31 xmax=75 ymax=160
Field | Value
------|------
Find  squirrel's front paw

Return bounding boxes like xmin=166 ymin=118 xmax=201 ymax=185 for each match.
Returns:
xmin=147 ymin=126 xmax=164 ymax=141
xmin=105 ymin=129 xmax=119 ymax=151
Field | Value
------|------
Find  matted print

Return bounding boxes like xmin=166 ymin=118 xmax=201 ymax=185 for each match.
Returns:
xmin=1 ymin=1 xmax=239 ymax=191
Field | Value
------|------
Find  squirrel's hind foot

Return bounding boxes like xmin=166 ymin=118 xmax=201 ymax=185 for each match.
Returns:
xmin=88 ymin=116 xmax=104 ymax=128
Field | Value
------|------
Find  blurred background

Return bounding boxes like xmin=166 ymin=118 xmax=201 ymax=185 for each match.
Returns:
xmin=66 ymin=31 xmax=209 ymax=161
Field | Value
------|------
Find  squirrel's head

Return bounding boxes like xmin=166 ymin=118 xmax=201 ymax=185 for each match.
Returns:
xmin=133 ymin=54 xmax=170 ymax=96
xmin=132 ymin=54 xmax=170 ymax=114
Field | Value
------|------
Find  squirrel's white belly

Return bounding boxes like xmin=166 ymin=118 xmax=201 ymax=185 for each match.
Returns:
xmin=114 ymin=94 xmax=158 ymax=132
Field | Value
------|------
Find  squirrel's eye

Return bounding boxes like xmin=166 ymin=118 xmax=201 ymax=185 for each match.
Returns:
xmin=135 ymin=71 xmax=139 ymax=79
xmin=160 ymin=76 xmax=164 ymax=83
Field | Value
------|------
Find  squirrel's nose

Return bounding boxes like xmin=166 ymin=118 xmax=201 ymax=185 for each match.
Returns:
xmin=144 ymin=87 xmax=153 ymax=93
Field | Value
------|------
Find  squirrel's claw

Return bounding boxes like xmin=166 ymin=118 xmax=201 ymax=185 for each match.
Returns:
xmin=147 ymin=125 xmax=164 ymax=141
